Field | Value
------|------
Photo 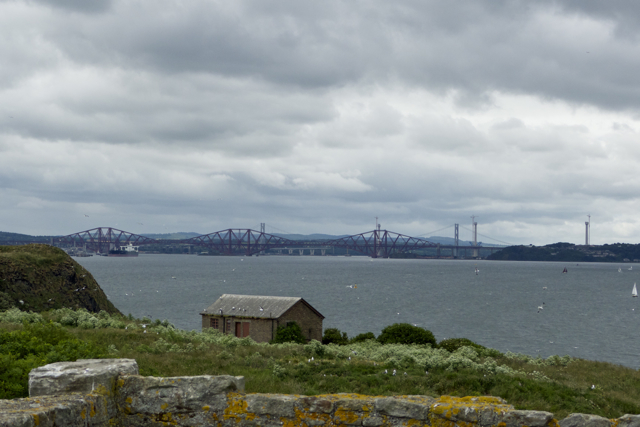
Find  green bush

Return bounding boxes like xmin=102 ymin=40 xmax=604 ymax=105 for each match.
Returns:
xmin=0 ymin=322 xmax=107 ymax=399
xmin=271 ymin=322 xmax=306 ymax=344
xmin=322 ymin=328 xmax=349 ymax=345
xmin=377 ymin=323 xmax=436 ymax=346
xmin=350 ymin=332 xmax=376 ymax=343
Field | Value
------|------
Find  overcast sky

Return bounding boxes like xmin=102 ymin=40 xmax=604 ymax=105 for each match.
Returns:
xmin=2 ymin=0 xmax=640 ymax=245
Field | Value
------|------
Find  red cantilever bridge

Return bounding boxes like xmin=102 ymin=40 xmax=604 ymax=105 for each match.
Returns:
xmin=54 ymin=227 xmax=470 ymax=258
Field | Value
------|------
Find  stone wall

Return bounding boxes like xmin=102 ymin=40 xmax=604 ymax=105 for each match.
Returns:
xmin=1 ymin=359 xmax=637 ymax=427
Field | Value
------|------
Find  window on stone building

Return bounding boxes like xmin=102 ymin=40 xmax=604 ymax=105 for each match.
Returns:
xmin=210 ymin=318 xmax=219 ymax=329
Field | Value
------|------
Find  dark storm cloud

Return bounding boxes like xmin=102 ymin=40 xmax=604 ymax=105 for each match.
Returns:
xmin=28 ymin=0 xmax=638 ymax=115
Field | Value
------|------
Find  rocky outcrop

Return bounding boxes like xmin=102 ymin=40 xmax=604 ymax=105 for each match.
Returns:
xmin=0 ymin=244 xmax=119 ymax=314
xmin=0 ymin=359 xmax=630 ymax=427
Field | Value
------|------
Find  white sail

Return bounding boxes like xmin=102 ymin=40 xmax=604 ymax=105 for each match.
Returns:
xmin=633 ymin=283 xmax=638 ymax=298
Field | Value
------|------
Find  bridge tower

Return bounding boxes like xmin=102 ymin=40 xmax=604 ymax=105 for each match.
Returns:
xmin=454 ymin=224 xmax=459 ymax=258
xmin=585 ymin=215 xmax=590 ymax=246
xmin=471 ymin=216 xmax=478 ymax=258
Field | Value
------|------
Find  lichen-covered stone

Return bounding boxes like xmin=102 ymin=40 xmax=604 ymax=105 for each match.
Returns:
xmin=502 ymin=409 xmax=554 ymax=427
xmin=118 ymin=374 xmax=244 ymax=416
xmin=0 ymin=393 xmax=112 ymax=427
xmin=28 ymin=358 xmax=138 ymax=398
xmin=374 ymin=396 xmax=434 ymax=420
xmin=618 ymin=415 xmax=640 ymax=427
xmin=299 ymin=396 xmax=334 ymax=413
xmin=245 ymin=394 xmax=296 ymax=417
xmin=559 ymin=413 xmax=612 ymax=427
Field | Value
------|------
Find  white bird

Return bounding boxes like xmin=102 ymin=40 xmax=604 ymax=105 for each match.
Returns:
xmin=425 ymin=371 xmax=429 ymax=375
xmin=384 ymin=369 xmax=388 ymax=374
xmin=348 ymin=356 xmax=351 ymax=360
xmin=171 ymin=276 xmax=176 ymax=279
xmin=404 ymin=372 xmax=407 ymax=376
xmin=591 ymin=384 xmax=595 ymax=390
xmin=392 ymin=369 xmax=397 ymax=376
xmin=84 ymin=214 xmax=89 ymax=217
xmin=259 ymin=306 xmax=264 ymax=312
xmin=311 ymin=357 xmax=314 ymax=361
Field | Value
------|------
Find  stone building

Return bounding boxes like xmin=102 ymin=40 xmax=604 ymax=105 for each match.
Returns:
xmin=200 ymin=294 xmax=324 ymax=343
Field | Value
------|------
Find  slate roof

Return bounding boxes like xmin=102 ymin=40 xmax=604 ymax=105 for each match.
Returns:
xmin=200 ymin=294 xmax=324 ymax=319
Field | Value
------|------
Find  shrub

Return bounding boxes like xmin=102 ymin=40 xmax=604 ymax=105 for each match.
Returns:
xmin=271 ymin=322 xmax=306 ymax=344
xmin=350 ymin=332 xmax=376 ymax=343
xmin=377 ymin=323 xmax=436 ymax=346
xmin=438 ymin=337 xmax=485 ymax=352
xmin=322 ymin=328 xmax=349 ymax=345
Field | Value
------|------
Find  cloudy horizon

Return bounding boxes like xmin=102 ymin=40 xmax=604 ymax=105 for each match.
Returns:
xmin=2 ymin=0 xmax=640 ymax=245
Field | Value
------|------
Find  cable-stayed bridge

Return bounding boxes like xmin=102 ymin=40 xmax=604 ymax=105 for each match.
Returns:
xmin=42 ymin=226 xmax=507 ymax=258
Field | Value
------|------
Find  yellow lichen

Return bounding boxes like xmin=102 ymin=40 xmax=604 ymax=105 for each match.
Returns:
xmin=161 ymin=403 xmax=169 ymax=411
xmin=202 ymin=405 xmax=210 ymax=412
xmin=126 ymin=397 xmax=133 ymax=404
xmin=224 ymin=392 xmax=254 ymax=420
xmin=81 ymin=408 xmax=86 ymax=420
xmin=32 ymin=414 xmax=39 ymax=426
xmin=335 ymin=408 xmax=360 ymax=424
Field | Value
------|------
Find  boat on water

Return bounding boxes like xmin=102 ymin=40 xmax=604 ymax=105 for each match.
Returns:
xmin=633 ymin=283 xmax=638 ymax=298
xmin=619 ymin=268 xmax=622 ymax=273
xmin=475 ymin=267 xmax=479 ymax=275
xmin=108 ymin=243 xmax=139 ymax=257
xmin=630 ymin=266 xmax=633 ymax=271
xmin=562 ymin=267 xmax=568 ymax=273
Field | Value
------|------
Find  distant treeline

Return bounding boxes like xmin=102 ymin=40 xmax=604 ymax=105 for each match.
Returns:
xmin=488 ymin=242 xmax=640 ymax=263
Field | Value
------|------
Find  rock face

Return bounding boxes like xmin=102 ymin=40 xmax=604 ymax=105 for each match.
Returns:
xmin=0 ymin=358 xmax=631 ymax=427
xmin=0 ymin=244 xmax=120 ymax=314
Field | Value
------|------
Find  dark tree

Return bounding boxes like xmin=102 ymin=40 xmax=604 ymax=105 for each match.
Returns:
xmin=271 ymin=322 xmax=306 ymax=344
xmin=377 ymin=323 xmax=436 ymax=346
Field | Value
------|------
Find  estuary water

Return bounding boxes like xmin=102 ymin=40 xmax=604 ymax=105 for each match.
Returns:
xmin=75 ymin=255 xmax=640 ymax=369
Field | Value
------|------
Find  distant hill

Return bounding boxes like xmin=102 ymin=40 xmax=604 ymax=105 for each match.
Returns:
xmin=271 ymin=233 xmax=350 ymax=241
xmin=0 ymin=244 xmax=120 ymax=314
xmin=0 ymin=231 xmax=56 ymax=242
xmin=488 ymin=242 xmax=640 ymax=263
xmin=141 ymin=232 xmax=202 ymax=240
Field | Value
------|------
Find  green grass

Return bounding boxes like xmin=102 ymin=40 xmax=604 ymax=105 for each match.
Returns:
xmin=2 ymin=309 xmax=640 ymax=419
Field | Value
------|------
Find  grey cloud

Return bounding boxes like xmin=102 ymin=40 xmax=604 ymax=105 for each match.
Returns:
xmin=28 ymin=0 xmax=113 ymax=14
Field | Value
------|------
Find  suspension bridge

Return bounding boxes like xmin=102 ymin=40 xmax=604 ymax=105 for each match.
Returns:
xmin=30 ymin=225 xmax=508 ymax=259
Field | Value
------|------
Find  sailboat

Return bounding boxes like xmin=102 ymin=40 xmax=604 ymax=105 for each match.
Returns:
xmin=619 ymin=268 xmax=622 ymax=273
xmin=475 ymin=267 xmax=479 ymax=275
xmin=630 ymin=266 xmax=633 ymax=271
xmin=633 ymin=283 xmax=638 ymax=298
xmin=562 ymin=267 xmax=568 ymax=273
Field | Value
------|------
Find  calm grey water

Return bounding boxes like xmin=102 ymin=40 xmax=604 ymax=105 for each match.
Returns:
xmin=75 ymin=255 xmax=640 ymax=369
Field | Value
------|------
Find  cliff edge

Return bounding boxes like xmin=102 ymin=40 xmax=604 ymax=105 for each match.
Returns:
xmin=0 ymin=244 xmax=120 ymax=314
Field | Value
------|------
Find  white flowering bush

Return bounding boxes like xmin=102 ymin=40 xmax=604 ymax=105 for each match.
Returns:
xmin=0 ymin=307 xmax=44 ymax=324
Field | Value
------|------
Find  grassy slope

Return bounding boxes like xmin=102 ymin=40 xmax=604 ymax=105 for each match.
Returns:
xmin=0 ymin=244 xmax=120 ymax=314
xmin=2 ymin=310 xmax=637 ymax=419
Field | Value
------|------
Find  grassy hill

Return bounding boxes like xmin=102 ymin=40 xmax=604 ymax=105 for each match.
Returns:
xmin=0 ymin=244 xmax=120 ymax=314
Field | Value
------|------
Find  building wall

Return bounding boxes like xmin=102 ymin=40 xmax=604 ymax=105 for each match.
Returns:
xmin=277 ymin=301 xmax=323 ymax=342
xmin=201 ymin=301 xmax=323 ymax=343
xmin=201 ymin=315 xmax=276 ymax=343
